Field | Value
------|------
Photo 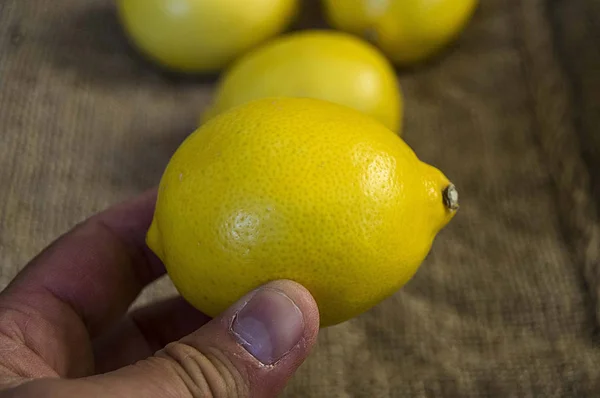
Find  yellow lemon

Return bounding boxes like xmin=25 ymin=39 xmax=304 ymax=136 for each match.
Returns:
xmin=147 ymin=97 xmax=458 ymax=327
xmin=116 ymin=0 xmax=298 ymax=73
xmin=322 ymin=0 xmax=478 ymax=66
xmin=202 ymin=30 xmax=402 ymax=133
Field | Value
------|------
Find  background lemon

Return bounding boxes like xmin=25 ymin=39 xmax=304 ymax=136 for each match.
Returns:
xmin=322 ymin=0 xmax=478 ymax=66
xmin=116 ymin=0 xmax=298 ymax=73
xmin=202 ymin=30 xmax=403 ymax=133
xmin=147 ymin=97 xmax=458 ymax=327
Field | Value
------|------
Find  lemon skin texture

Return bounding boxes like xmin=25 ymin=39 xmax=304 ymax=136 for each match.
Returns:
xmin=116 ymin=0 xmax=298 ymax=73
xmin=147 ymin=97 xmax=458 ymax=327
xmin=202 ymin=30 xmax=403 ymax=133
xmin=322 ymin=0 xmax=478 ymax=66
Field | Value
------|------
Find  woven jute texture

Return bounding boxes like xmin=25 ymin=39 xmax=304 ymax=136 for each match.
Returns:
xmin=2 ymin=0 xmax=600 ymax=396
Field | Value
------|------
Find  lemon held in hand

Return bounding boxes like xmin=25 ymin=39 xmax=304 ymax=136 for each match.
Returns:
xmin=147 ymin=98 xmax=458 ymax=327
xmin=202 ymin=30 xmax=403 ymax=133
xmin=322 ymin=0 xmax=478 ymax=66
xmin=116 ymin=0 xmax=298 ymax=73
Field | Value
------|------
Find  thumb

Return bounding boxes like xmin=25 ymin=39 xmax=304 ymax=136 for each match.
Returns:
xmin=96 ymin=279 xmax=320 ymax=397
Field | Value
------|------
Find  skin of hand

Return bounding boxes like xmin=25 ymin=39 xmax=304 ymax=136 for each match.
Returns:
xmin=0 ymin=189 xmax=320 ymax=397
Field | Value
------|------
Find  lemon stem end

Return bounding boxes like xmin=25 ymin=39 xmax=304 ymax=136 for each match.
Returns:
xmin=443 ymin=184 xmax=459 ymax=211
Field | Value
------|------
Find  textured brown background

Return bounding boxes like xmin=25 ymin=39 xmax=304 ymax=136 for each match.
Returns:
xmin=2 ymin=0 xmax=600 ymax=396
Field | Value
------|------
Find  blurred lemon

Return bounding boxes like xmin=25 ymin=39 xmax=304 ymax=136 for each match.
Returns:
xmin=322 ymin=0 xmax=478 ymax=66
xmin=116 ymin=0 xmax=298 ymax=73
xmin=147 ymin=97 xmax=458 ymax=327
xmin=202 ymin=30 xmax=402 ymax=133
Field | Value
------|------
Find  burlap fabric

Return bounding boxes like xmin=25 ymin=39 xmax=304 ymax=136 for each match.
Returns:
xmin=1 ymin=0 xmax=600 ymax=396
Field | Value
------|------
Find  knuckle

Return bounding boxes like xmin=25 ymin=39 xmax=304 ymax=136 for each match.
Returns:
xmin=156 ymin=341 xmax=250 ymax=398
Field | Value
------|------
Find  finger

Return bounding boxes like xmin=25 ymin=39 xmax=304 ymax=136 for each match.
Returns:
xmin=11 ymin=280 xmax=321 ymax=397
xmin=97 ymin=280 xmax=319 ymax=397
xmin=93 ymin=296 xmax=211 ymax=374
xmin=0 ymin=189 xmax=164 ymax=377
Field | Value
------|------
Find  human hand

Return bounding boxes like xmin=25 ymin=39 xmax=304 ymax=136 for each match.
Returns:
xmin=0 ymin=190 xmax=320 ymax=397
